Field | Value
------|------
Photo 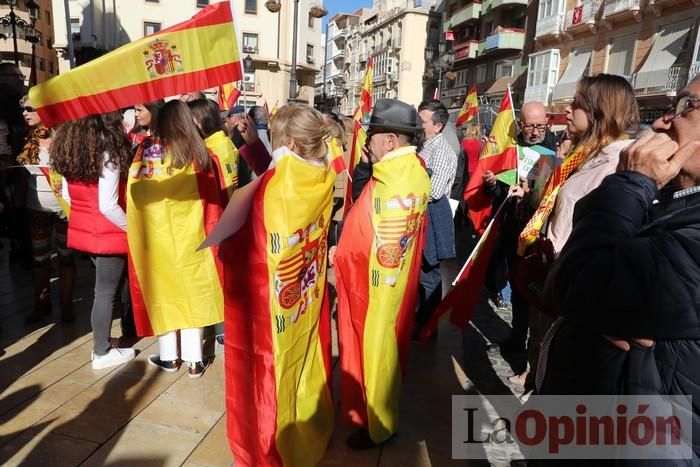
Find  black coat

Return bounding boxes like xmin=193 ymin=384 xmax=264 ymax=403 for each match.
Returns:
xmin=540 ymin=171 xmax=700 ymax=465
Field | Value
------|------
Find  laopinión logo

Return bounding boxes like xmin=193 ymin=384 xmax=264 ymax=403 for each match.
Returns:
xmin=452 ymin=395 xmax=693 ymax=461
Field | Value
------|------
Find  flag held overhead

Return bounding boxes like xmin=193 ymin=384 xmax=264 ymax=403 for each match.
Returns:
xmin=30 ymin=1 xmax=242 ymax=127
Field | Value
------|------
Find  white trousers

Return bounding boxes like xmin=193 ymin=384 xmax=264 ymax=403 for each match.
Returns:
xmin=158 ymin=328 xmax=203 ymax=362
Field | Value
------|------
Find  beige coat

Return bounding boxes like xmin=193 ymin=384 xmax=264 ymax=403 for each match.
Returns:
xmin=547 ymin=139 xmax=633 ymax=255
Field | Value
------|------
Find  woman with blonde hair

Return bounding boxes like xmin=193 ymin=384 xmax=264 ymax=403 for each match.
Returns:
xmin=461 ymin=123 xmax=481 ymax=177
xmin=127 ymin=100 xmax=224 ymax=379
xmin=221 ymin=104 xmax=336 ymax=467
xmin=512 ymin=74 xmax=639 ymax=392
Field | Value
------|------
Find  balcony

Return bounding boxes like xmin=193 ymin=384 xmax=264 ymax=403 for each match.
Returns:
xmin=565 ymin=0 xmax=598 ymax=35
xmin=634 ymin=65 xmax=688 ymax=96
xmin=603 ymin=0 xmax=641 ymax=25
xmin=483 ymin=29 xmax=525 ymax=53
xmin=491 ymin=0 xmax=527 ymax=8
xmin=331 ymin=29 xmax=347 ymax=41
xmin=329 ymin=50 xmax=344 ymax=62
xmin=689 ymin=62 xmax=700 ymax=82
xmin=535 ymin=13 xmax=566 ymax=40
xmin=444 ymin=2 xmax=481 ymax=32
xmin=453 ymin=40 xmax=479 ymax=61
xmin=359 ymin=50 xmax=368 ymax=62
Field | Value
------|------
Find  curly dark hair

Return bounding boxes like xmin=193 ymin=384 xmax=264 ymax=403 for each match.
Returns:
xmin=50 ymin=111 xmax=133 ymax=182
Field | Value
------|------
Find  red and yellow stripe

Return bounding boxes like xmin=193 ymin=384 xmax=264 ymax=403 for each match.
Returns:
xmin=456 ymin=84 xmax=479 ymax=127
xmin=335 ymin=146 xmax=430 ymax=443
xmin=221 ymin=151 xmax=336 ymax=467
xmin=30 ymin=2 xmax=242 ymax=127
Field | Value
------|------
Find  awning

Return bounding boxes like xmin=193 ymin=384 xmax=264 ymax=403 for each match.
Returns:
xmin=552 ymin=47 xmax=592 ymax=101
xmin=635 ymin=20 xmax=693 ymax=90
xmin=485 ymin=73 xmax=521 ymax=96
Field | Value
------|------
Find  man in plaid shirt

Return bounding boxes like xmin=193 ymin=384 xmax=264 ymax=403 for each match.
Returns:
xmin=415 ymin=100 xmax=458 ymax=337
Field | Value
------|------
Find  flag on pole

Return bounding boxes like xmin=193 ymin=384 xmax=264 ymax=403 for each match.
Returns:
xmin=263 ymin=100 xmax=270 ymax=118
xmin=346 ymin=57 xmax=374 ymax=210
xmin=328 ymin=136 xmax=347 ymax=175
xmin=418 ymin=203 xmax=505 ymax=343
xmin=220 ymin=149 xmax=336 ymax=467
xmin=218 ymin=82 xmax=241 ymax=111
xmin=462 ymin=87 xmax=517 ymax=234
xmin=269 ymin=101 xmax=279 ymax=119
xmin=456 ymin=84 xmax=479 ymax=127
xmin=30 ymin=1 xmax=243 ymax=127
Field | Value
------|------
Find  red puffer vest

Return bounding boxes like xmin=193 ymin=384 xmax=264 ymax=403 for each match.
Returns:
xmin=66 ymin=179 xmax=128 ymax=255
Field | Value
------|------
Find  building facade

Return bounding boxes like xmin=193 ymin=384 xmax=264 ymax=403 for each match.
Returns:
xmin=50 ymin=0 xmax=325 ymax=105
xmin=338 ymin=0 xmax=437 ymax=116
xmin=524 ymin=0 xmax=700 ymax=123
xmin=316 ymin=12 xmax=359 ymax=113
xmin=1 ymin=0 xmax=58 ymax=85
xmin=440 ymin=0 xmax=528 ymax=111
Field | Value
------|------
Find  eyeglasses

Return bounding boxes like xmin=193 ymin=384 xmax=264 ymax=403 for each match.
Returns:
xmin=668 ymin=95 xmax=700 ymax=119
xmin=22 ymin=106 xmax=35 ymax=112
xmin=521 ymin=123 xmax=547 ymax=132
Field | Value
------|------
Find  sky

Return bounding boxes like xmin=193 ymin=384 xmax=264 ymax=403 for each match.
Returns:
xmin=322 ymin=0 xmax=373 ymax=27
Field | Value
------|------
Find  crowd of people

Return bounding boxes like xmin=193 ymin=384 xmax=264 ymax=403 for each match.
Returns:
xmin=1 ymin=59 xmax=699 ymax=464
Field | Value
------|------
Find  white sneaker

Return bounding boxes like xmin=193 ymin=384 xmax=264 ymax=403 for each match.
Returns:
xmin=92 ymin=347 xmax=136 ymax=370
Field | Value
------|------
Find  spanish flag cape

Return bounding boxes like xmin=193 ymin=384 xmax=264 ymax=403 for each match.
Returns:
xmin=335 ymin=146 xmax=430 ymax=443
xmin=127 ymin=138 xmax=225 ymax=336
xmin=205 ymin=130 xmax=239 ymax=199
xmin=221 ymin=148 xmax=336 ymax=467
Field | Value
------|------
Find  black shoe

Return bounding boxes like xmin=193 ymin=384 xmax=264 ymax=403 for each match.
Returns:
xmin=346 ymin=429 xmax=394 ymax=450
xmin=148 ymin=354 xmax=180 ymax=372
xmin=25 ymin=301 xmax=51 ymax=324
xmin=187 ymin=358 xmax=210 ymax=379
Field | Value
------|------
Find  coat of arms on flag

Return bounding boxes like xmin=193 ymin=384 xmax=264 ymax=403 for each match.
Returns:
xmin=143 ymin=38 xmax=184 ymax=78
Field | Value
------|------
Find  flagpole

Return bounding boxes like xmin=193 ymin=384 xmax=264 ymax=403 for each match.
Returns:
xmin=507 ymin=84 xmax=519 ymax=183
xmin=451 ymin=194 xmax=511 ymax=287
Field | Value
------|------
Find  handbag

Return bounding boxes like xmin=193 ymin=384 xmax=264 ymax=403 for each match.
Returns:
xmin=510 ymin=235 xmax=558 ymax=317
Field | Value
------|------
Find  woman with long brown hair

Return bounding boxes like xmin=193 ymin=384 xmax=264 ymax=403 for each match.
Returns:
xmin=513 ymin=74 xmax=639 ymax=392
xmin=130 ymin=100 xmax=164 ymax=147
xmin=50 ymin=111 xmax=136 ymax=369
xmin=127 ymin=100 xmax=223 ymax=379
xmin=17 ymin=95 xmax=76 ymax=324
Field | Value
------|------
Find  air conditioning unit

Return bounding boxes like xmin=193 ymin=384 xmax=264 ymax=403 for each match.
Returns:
xmin=307 ymin=55 xmax=315 ymax=64
xmin=242 ymin=45 xmax=258 ymax=53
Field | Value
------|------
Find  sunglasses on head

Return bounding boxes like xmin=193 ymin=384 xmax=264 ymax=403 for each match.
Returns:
xmin=22 ymin=106 xmax=35 ymax=112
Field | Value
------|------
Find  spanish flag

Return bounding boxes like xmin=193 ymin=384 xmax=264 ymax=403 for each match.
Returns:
xmin=205 ymin=129 xmax=239 ymax=199
xmin=30 ymin=1 xmax=242 ymax=127
xmin=456 ymin=84 xmax=478 ymax=127
xmin=335 ymin=146 xmax=430 ymax=443
xmin=463 ymin=87 xmax=517 ymax=234
xmin=346 ymin=58 xmax=373 ymax=209
xmin=218 ymin=82 xmax=241 ymax=112
xmin=127 ymin=138 xmax=224 ymax=337
xmin=221 ymin=148 xmax=336 ymax=467
xmin=418 ymin=203 xmax=505 ymax=343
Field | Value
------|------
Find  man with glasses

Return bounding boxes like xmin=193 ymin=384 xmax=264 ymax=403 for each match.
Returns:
xmin=538 ymin=78 xmax=700 ymax=460
xmin=482 ymin=102 xmax=558 ymax=374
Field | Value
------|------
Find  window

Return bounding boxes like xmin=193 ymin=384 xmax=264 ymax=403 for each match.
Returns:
xmin=47 ymin=37 xmax=52 ymax=48
xmin=144 ymin=21 xmax=161 ymax=36
xmin=306 ymin=44 xmax=315 ymax=64
xmin=49 ymin=61 xmax=54 ymax=74
xmin=527 ymin=49 xmax=560 ymax=87
xmin=39 ymin=58 xmax=45 ymax=71
xmin=245 ymin=0 xmax=257 ymax=14
xmin=243 ymin=71 xmax=255 ymax=92
xmin=197 ymin=0 xmax=209 ymax=7
xmin=607 ymin=35 xmax=635 ymax=77
xmin=308 ymin=12 xmax=314 ymax=29
xmin=46 ymin=11 xmax=51 ymax=25
xmin=242 ymin=33 xmax=258 ymax=53
xmin=495 ymin=60 xmax=514 ymax=79
xmin=476 ymin=64 xmax=487 ymax=83
xmin=70 ymin=18 xmax=80 ymax=34
xmin=538 ymin=0 xmax=562 ymax=19
xmin=146 ymin=0 xmax=159 ymax=2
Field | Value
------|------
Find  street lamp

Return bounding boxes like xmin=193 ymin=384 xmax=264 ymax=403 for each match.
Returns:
xmin=424 ymin=41 xmax=453 ymax=100
xmin=266 ymin=0 xmax=327 ymax=102
xmin=0 ymin=0 xmax=39 ymax=67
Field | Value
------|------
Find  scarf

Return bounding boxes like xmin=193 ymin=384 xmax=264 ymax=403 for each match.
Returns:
xmin=517 ymin=143 xmax=586 ymax=256
xmin=17 ymin=127 xmax=51 ymax=165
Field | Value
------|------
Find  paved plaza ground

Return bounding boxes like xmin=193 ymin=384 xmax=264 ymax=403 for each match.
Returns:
xmin=0 ymin=243 xmax=528 ymax=466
